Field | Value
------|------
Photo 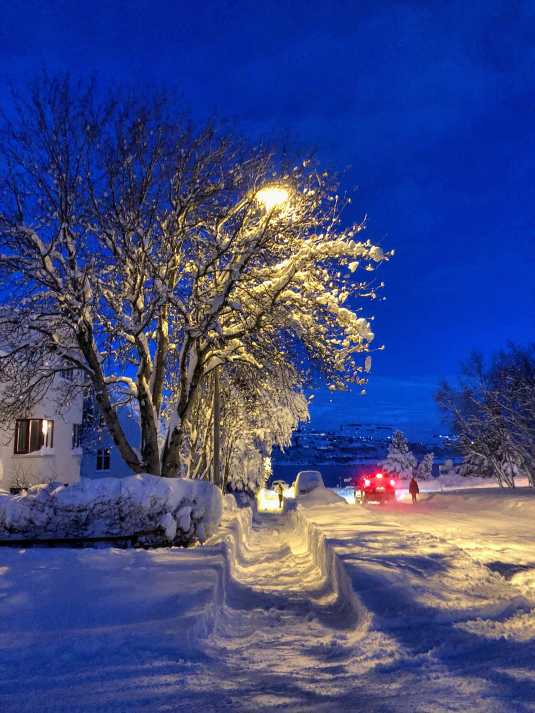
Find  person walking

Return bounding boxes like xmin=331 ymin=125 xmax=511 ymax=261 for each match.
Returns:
xmin=276 ymin=482 xmax=285 ymax=508
xmin=409 ymin=476 xmax=419 ymax=504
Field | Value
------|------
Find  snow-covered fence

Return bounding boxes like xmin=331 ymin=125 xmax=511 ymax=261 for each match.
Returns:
xmin=0 ymin=474 xmax=222 ymax=546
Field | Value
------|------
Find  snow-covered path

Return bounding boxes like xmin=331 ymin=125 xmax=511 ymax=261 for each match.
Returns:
xmin=2 ymin=493 xmax=535 ymax=712
xmin=367 ymin=490 xmax=535 ymax=595
xmin=299 ymin=502 xmax=535 ymax=712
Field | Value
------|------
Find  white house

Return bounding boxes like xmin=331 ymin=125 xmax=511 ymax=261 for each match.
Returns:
xmin=80 ymin=400 xmax=138 ymax=480
xmin=0 ymin=372 xmax=83 ymax=492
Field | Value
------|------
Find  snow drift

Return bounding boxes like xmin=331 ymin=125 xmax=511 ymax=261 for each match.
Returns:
xmin=296 ymin=486 xmax=348 ymax=507
xmin=0 ymin=474 xmax=222 ymax=545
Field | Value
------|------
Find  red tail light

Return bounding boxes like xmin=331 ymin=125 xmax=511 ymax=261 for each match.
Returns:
xmin=390 ymin=479 xmax=396 ymax=486
xmin=364 ymin=479 xmax=370 ymax=486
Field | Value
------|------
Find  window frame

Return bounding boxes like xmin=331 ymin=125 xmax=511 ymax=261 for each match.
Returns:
xmin=14 ymin=419 xmax=54 ymax=454
xmin=96 ymin=448 xmax=111 ymax=471
xmin=72 ymin=423 xmax=81 ymax=449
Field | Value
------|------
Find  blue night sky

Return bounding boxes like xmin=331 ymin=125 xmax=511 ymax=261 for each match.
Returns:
xmin=1 ymin=0 xmax=534 ymax=439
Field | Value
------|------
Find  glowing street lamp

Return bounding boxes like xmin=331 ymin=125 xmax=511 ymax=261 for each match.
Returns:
xmin=256 ymin=187 xmax=289 ymax=211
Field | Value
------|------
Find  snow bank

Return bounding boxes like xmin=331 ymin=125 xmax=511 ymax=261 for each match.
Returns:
xmin=406 ymin=472 xmax=532 ymax=493
xmin=0 ymin=474 xmax=222 ymax=545
xmin=336 ymin=472 xmax=534 ymax=503
xmin=421 ymin=489 xmax=535 ymax=520
xmin=296 ymin=485 xmax=348 ymax=507
xmin=290 ymin=504 xmax=368 ymax=631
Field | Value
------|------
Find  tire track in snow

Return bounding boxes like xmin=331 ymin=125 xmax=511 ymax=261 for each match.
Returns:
xmin=199 ymin=501 xmax=535 ymax=712
xmin=4 ymin=500 xmax=535 ymax=712
xmin=182 ymin=502 xmax=535 ymax=712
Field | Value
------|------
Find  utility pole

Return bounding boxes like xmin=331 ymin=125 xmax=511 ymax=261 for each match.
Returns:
xmin=213 ymin=365 xmax=220 ymax=488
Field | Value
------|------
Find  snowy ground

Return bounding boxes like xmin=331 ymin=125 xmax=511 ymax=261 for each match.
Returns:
xmin=2 ymin=487 xmax=535 ymax=712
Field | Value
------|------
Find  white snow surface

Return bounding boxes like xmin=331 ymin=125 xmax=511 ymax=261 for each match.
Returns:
xmin=2 ymin=486 xmax=535 ymax=711
xmin=0 ymin=474 xmax=222 ymax=545
xmin=295 ymin=484 xmax=348 ymax=507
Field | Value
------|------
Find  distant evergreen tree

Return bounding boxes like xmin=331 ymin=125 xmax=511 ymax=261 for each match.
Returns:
xmin=417 ymin=452 xmax=434 ymax=480
xmin=378 ymin=430 xmax=417 ymax=480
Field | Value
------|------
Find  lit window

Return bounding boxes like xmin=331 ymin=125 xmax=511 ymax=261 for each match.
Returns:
xmin=72 ymin=424 xmax=81 ymax=449
xmin=14 ymin=419 xmax=54 ymax=454
xmin=96 ymin=449 xmax=111 ymax=471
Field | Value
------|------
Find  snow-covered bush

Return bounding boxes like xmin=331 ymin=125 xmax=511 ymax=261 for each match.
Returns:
xmin=226 ymin=449 xmax=265 ymax=494
xmin=455 ymin=452 xmax=493 ymax=479
xmin=440 ymin=459 xmax=457 ymax=479
xmin=0 ymin=474 xmax=222 ymax=545
xmin=417 ymin=452 xmax=434 ymax=480
xmin=378 ymin=430 xmax=417 ymax=480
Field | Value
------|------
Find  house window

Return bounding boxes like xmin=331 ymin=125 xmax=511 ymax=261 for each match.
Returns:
xmin=59 ymin=358 xmax=78 ymax=381
xmin=14 ymin=419 xmax=54 ymax=454
xmin=96 ymin=449 xmax=111 ymax=471
xmin=72 ymin=424 xmax=81 ymax=449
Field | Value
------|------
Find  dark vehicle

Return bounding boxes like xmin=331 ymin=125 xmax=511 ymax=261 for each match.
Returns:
xmin=354 ymin=472 xmax=397 ymax=505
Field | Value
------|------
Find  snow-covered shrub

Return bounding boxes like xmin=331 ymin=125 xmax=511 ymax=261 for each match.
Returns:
xmin=226 ymin=448 xmax=265 ymax=494
xmin=417 ymin=452 xmax=434 ymax=480
xmin=0 ymin=474 xmax=222 ymax=545
xmin=378 ymin=430 xmax=417 ymax=480
xmin=455 ymin=452 xmax=493 ymax=478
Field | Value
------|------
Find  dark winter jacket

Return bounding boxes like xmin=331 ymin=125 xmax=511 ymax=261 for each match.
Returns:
xmin=409 ymin=478 xmax=419 ymax=495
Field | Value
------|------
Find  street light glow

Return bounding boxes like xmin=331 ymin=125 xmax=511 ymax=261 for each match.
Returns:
xmin=256 ymin=187 xmax=289 ymax=210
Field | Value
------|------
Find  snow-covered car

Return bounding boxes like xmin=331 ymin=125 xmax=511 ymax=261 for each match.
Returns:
xmin=354 ymin=472 xmax=397 ymax=504
xmin=271 ymin=480 xmax=290 ymax=491
xmin=295 ymin=470 xmax=324 ymax=495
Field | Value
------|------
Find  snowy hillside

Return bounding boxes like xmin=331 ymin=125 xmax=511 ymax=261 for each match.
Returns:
xmin=272 ymin=423 xmax=456 ymax=469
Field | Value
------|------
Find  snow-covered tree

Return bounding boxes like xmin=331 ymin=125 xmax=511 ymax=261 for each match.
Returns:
xmin=0 ymin=75 xmax=390 ymax=479
xmin=180 ymin=359 xmax=308 ymax=492
xmin=435 ymin=344 xmax=535 ymax=488
xmin=417 ymin=452 xmax=434 ymax=480
xmin=378 ymin=430 xmax=417 ymax=480
xmin=455 ymin=450 xmax=492 ymax=479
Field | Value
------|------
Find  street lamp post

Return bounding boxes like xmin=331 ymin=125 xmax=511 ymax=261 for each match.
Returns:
xmin=213 ymin=365 xmax=220 ymax=488
xmin=212 ymin=186 xmax=289 ymax=490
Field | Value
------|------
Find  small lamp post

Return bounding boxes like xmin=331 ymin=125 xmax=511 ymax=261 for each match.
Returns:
xmin=213 ymin=366 xmax=221 ymax=487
